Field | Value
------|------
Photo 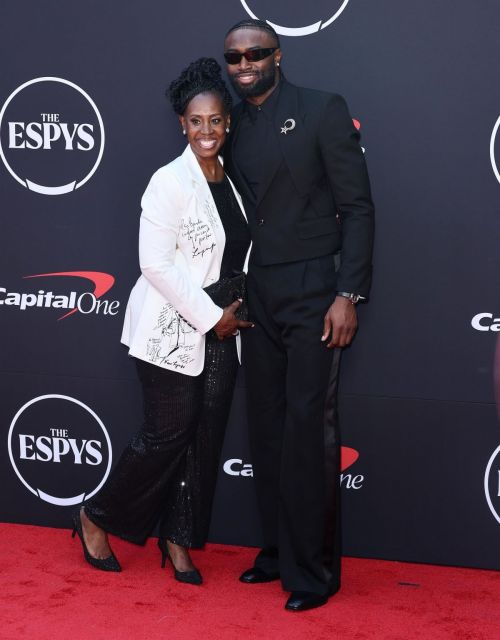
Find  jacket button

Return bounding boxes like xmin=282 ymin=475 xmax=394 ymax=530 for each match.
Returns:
xmin=258 ymin=219 xmax=265 ymax=226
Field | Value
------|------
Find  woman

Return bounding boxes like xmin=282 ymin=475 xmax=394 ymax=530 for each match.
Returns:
xmin=72 ymin=58 xmax=252 ymax=585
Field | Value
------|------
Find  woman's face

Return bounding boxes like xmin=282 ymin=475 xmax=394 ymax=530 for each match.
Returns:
xmin=180 ymin=92 xmax=229 ymax=162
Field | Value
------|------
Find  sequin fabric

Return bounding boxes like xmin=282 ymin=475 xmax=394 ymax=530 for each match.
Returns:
xmin=84 ymin=334 xmax=238 ymax=548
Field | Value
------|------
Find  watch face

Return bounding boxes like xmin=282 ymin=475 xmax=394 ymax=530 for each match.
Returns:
xmin=337 ymin=292 xmax=360 ymax=303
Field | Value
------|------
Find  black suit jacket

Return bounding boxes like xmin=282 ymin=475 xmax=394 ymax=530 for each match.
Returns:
xmin=224 ymin=80 xmax=375 ymax=297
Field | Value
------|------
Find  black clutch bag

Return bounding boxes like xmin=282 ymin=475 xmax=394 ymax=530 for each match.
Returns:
xmin=204 ymin=271 xmax=248 ymax=320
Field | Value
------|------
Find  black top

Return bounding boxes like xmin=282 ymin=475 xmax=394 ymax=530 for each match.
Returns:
xmin=208 ymin=176 xmax=250 ymax=278
xmin=231 ymin=82 xmax=284 ymax=210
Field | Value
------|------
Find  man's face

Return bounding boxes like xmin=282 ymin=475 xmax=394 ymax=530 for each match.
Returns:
xmin=224 ymin=28 xmax=281 ymax=100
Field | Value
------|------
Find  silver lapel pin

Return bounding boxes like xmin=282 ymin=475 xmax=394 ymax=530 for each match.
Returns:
xmin=280 ymin=118 xmax=296 ymax=135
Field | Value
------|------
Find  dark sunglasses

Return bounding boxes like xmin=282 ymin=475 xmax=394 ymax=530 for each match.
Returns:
xmin=224 ymin=47 xmax=278 ymax=65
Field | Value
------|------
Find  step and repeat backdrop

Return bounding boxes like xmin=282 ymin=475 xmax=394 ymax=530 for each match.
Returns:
xmin=1 ymin=1 xmax=500 ymax=569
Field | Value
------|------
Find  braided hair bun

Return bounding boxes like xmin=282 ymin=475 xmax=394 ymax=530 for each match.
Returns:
xmin=168 ymin=57 xmax=233 ymax=115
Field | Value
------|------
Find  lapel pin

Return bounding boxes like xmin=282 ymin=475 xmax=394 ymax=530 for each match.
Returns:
xmin=280 ymin=118 xmax=296 ymax=135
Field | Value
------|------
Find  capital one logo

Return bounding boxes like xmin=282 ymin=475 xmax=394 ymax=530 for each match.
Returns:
xmin=0 ymin=77 xmax=104 ymax=195
xmin=8 ymin=395 xmax=112 ymax=506
xmin=0 ymin=271 xmax=120 ymax=320
xmin=240 ymin=0 xmax=350 ymax=37
xmin=225 ymin=446 xmax=364 ymax=489
xmin=353 ymin=118 xmax=366 ymax=153
xmin=471 ymin=313 xmax=500 ymax=332
xmin=491 ymin=116 xmax=500 ymax=185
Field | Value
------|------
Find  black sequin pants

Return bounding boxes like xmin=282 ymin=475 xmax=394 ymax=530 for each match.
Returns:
xmin=84 ymin=333 xmax=238 ymax=548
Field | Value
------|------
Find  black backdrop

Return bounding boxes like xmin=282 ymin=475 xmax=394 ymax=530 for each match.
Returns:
xmin=1 ymin=0 xmax=500 ymax=569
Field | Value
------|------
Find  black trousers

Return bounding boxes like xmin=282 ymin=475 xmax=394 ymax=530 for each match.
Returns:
xmin=243 ymin=255 xmax=341 ymax=595
xmin=84 ymin=333 xmax=238 ymax=548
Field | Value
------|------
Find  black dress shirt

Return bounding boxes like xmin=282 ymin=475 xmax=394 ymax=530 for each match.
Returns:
xmin=232 ymin=82 xmax=284 ymax=211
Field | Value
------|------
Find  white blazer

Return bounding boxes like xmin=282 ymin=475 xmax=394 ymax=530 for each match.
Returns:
xmin=121 ymin=144 xmax=248 ymax=376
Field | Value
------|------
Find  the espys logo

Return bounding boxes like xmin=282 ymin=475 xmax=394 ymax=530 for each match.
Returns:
xmin=0 ymin=77 xmax=104 ymax=195
xmin=484 ymin=445 xmax=500 ymax=524
xmin=490 ymin=115 xmax=500 ymax=185
xmin=8 ymin=395 xmax=112 ymax=506
xmin=0 ymin=271 xmax=120 ymax=320
xmin=240 ymin=0 xmax=350 ymax=37
xmin=224 ymin=446 xmax=365 ymax=489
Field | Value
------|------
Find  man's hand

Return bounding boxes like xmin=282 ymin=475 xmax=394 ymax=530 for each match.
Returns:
xmin=321 ymin=296 xmax=358 ymax=348
xmin=213 ymin=300 xmax=254 ymax=340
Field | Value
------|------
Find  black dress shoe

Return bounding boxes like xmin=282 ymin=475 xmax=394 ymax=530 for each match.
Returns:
xmin=285 ymin=590 xmax=329 ymax=612
xmin=239 ymin=566 xmax=280 ymax=583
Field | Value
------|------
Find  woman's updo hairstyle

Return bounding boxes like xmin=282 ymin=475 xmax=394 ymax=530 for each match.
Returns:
xmin=168 ymin=57 xmax=233 ymax=116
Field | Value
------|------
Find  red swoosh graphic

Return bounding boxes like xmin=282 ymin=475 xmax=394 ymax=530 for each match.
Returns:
xmin=23 ymin=271 xmax=115 ymax=320
xmin=341 ymin=446 xmax=359 ymax=472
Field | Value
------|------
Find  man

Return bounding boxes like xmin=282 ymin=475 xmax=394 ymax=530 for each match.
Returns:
xmin=223 ymin=19 xmax=374 ymax=611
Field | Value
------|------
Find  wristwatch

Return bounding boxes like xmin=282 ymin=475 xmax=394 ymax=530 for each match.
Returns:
xmin=336 ymin=292 xmax=362 ymax=304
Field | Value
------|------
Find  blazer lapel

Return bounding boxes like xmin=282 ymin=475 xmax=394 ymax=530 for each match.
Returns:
xmin=225 ymin=171 xmax=247 ymax=222
xmin=254 ymin=122 xmax=282 ymax=206
xmin=228 ymin=82 xmax=308 ymax=207
xmin=225 ymin=104 xmax=254 ymax=205
xmin=271 ymin=81 xmax=308 ymax=198
xmin=181 ymin=145 xmax=225 ymax=262
xmin=256 ymin=81 xmax=308 ymax=206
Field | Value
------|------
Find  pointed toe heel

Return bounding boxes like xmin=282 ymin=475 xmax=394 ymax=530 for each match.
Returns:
xmin=157 ymin=538 xmax=202 ymax=585
xmin=71 ymin=511 xmax=121 ymax=573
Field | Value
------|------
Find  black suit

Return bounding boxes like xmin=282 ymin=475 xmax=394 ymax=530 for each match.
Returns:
xmin=225 ymin=80 xmax=374 ymax=595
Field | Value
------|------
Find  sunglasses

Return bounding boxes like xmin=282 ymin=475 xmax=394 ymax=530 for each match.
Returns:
xmin=224 ymin=47 xmax=278 ymax=65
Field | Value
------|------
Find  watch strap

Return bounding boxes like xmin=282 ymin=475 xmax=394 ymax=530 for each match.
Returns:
xmin=336 ymin=292 xmax=362 ymax=304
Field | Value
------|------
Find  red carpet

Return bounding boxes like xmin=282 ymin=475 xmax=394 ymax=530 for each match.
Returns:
xmin=1 ymin=523 xmax=499 ymax=640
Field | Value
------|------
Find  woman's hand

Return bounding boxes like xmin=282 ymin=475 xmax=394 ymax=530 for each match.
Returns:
xmin=213 ymin=300 xmax=254 ymax=340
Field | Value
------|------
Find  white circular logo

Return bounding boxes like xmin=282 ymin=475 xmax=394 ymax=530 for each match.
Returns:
xmin=8 ymin=394 xmax=112 ymax=506
xmin=484 ymin=444 xmax=500 ymax=524
xmin=490 ymin=115 xmax=500 ymax=185
xmin=240 ymin=0 xmax=350 ymax=37
xmin=0 ymin=77 xmax=105 ymax=195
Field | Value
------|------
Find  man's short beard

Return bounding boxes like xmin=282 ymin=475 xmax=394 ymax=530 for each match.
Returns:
xmin=230 ymin=67 xmax=276 ymax=99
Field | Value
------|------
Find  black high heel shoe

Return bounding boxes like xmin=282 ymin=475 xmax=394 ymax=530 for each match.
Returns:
xmin=157 ymin=538 xmax=202 ymax=585
xmin=71 ymin=510 xmax=121 ymax=572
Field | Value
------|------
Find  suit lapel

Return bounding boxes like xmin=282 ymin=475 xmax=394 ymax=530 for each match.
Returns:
xmin=225 ymin=172 xmax=247 ymax=222
xmin=228 ymin=82 xmax=309 ymax=207
xmin=254 ymin=119 xmax=282 ymax=206
xmin=225 ymin=103 xmax=254 ymax=204
xmin=181 ymin=145 xmax=225 ymax=263
xmin=256 ymin=81 xmax=308 ymax=206
xmin=270 ymin=81 xmax=308 ymax=198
